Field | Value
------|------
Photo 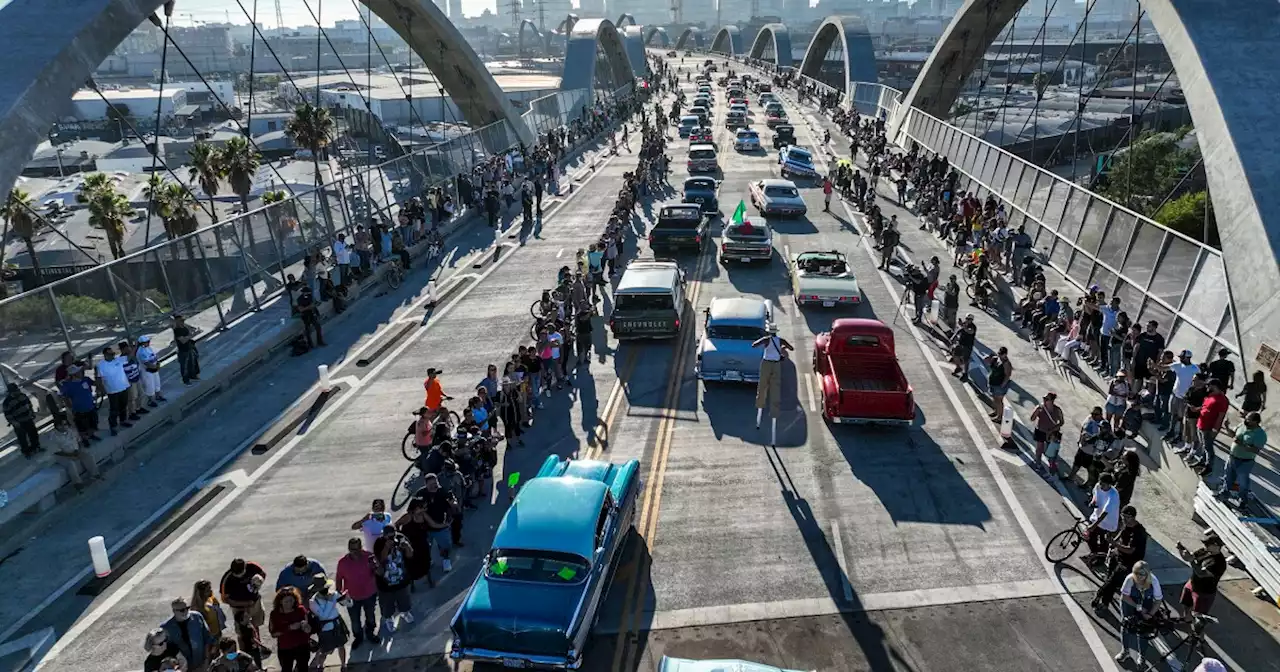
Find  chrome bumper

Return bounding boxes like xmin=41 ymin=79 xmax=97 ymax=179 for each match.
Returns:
xmin=452 ymin=646 xmax=581 ymax=670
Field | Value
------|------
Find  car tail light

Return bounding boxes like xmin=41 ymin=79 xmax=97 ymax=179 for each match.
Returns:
xmin=648 ymin=234 xmax=654 ymax=244
xmin=695 ymin=234 xmax=702 ymax=244
xmin=687 ymin=160 xmax=693 ymax=169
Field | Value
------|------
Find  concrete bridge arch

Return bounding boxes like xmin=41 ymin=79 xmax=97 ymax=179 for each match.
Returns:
xmin=748 ymin=22 xmax=794 ymax=68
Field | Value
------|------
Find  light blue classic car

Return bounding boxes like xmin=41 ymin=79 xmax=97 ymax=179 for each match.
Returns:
xmin=695 ymin=297 xmax=775 ymax=383
xmin=450 ymin=456 xmax=640 ymax=669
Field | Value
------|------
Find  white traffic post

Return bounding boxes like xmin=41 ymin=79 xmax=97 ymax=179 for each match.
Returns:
xmin=318 ymin=364 xmax=331 ymax=392
xmin=88 ymin=536 xmax=111 ymax=578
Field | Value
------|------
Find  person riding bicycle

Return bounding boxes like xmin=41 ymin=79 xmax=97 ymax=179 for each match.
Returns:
xmin=557 ymin=265 xmax=573 ymax=288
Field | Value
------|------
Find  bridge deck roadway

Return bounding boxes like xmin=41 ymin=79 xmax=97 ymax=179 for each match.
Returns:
xmin=10 ymin=54 xmax=1277 ymax=672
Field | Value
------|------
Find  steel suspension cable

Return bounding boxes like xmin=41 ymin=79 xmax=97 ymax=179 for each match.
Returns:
xmin=1038 ymin=9 xmax=1144 ymax=177
xmin=1012 ymin=0 xmax=1098 ymax=146
xmin=980 ymin=0 xmax=1062 ymax=141
xmin=139 ymin=2 xmax=175 ymax=248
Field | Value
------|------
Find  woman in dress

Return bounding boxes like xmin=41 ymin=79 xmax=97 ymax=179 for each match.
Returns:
xmin=308 ymin=579 xmax=349 ymax=670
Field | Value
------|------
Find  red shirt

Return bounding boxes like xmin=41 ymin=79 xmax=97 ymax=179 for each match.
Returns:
xmin=1198 ymin=392 xmax=1229 ymax=431
xmin=336 ymin=550 xmax=378 ymax=601
xmin=269 ymin=605 xmax=311 ymax=650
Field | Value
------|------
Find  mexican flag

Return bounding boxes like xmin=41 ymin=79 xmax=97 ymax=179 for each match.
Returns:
xmin=731 ymin=200 xmax=747 ymax=225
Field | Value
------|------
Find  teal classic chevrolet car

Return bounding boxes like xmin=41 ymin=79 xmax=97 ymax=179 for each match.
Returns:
xmin=449 ymin=456 xmax=641 ymax=669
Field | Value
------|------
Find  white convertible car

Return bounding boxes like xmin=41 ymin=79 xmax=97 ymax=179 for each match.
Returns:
xmin=789 ymin=250 xmax=861 ymax=307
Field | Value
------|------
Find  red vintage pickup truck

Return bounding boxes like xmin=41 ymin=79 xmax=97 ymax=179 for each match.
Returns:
xmin=812 ymin=318 xmax=915 ymax=424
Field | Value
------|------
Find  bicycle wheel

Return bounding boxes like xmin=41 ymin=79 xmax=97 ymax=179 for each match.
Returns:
xmin=1044 ymin=526 xmax=1083 ymax=564
xmin=391 ymin=462 xmax=424 ymax=512
xmin=448 ymin=410 xmax=462 ymax=426
xmin=530 ymin=299 xmax=545 ymax=320
xmin=965 ymin=283 xmax=977 ymax=299
xmin=387 ymin=268 xmax=402 ymax=290
xmin=401 ymin=425 xmax=420 ymax=462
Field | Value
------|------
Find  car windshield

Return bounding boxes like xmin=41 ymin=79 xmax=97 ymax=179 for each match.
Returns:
xmin=616 ymin=293 xmax=675 ymax=311
xmin=689 ymin=148 xmax=716 ymax=159
xmin=684 ymin=179 xmax=714 ymax=192
xmin=763 ymin=185 xmax=799 ymax=198
xmin=486 ymin=549 xmax=589 ymax=584
xmin=799 ymin=255 xmax=849 ymax=276
xmin=737 ymin=131 xmax=758 ymax=139
xmin=680 ymin=117 xmax=699 ymax=127
xmin=707 ymin=323 xmax=767 ymax=340
xmin=786 ymin=149 xmax=813 ymax=163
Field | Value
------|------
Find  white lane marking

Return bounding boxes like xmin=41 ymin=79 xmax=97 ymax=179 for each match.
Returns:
xmin=0 ymin=627 xmax=55 ymax=660
xmin=787 ymin=98 xmax=1119 ymax=672
xmin=829 ymin=521 xmax=854 ymax=603
xmin=557 ymin=248 xmax=564 ymax=258
xmin=199 ymin=469 xmax=250 ymax=489
xmin=803 ymin=372 xmax=818 ymax=413
xmin=34 ymin=145 xmax=627 ymax=667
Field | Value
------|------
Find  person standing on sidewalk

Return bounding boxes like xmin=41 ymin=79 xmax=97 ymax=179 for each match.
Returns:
xmin=1165 ymin=350 xmax=1200 ymax=445
xmin=136 ymin=335 xmax=165 ymax=407
xmin=336 ymin=537 xmax=380 ymax=649
xmin=296 ymin=286 xmax=325 ymax=350
xmin=95 ymin=344 xmax=133 ymax=437
xmin=119 ymin=340 xmax=146 ymax=423
xmin=984 ymin=347 xmax=1013 ymax=424
xmin=1216 ymin=412 xmax=1267 ymax=504
xmin=373 ymin=525 xmax=415 ymax=637
xmin=3 ymin=382 xmax=41 ymax=458
xmin=949 ymin=315 xmax=977 ymax=383
xmin=822 ymin=176 xmax=833 ymax=211
xmin=1188 ymin=378 xmax=1229 ymax=477
xmin=1029 ymin=392 xmax=1065 ymax=473
xmin=332 ymin=233 xmax=351 ymax=288
xmin=173 ymin=315 xmax=201 ymax=386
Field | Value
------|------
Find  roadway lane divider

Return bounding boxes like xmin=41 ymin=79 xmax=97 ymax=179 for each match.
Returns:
xmin=612 ymin=239 xmax=713 ymax=672
xmin=585 ymin=348 xmax=641 ymax=461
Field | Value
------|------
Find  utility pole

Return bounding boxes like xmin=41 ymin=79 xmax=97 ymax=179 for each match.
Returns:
xmin=506 ymin=0 xmax=521 ymax=28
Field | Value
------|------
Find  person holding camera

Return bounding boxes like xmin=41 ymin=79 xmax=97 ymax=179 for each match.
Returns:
xmin=1177 ymin=533 xmax=1227 ymax=620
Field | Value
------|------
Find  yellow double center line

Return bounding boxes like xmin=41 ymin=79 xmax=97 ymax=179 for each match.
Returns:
xmin=610 ymin=243 xmax=712 ymax=672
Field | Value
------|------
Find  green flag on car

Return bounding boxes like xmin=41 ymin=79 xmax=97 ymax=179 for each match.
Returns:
xmin=731 ymin=200 xmax=746 ymax=224
xmin=507 ymin=472 xmax=521 ymax=488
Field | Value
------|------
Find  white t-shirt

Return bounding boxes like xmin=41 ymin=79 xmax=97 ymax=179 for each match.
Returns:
xmin=1170 ymin=362 xmax=1200 ymax=398
xmin=96 ymin=357 xmax=131 ymax=394
xmin=1090 ymin=485 xmax=1121 ymax=532
xmin=333 ymin=240 xmax=351 ymax=265
xmin=1120 ymin=573 xmax=1163 ymax=601
xmin=360 ymin=512 xmax=392 ymax=551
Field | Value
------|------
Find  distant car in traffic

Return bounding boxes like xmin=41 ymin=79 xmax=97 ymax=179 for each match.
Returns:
xmin=682 ymin=176 xmax=719 ymax=213
xmin=778 ymin=146 xmax=818 ymax=179
xmin=733 ymin=128 xmax=762 ymax=152
xmin=749 ymin=178 xmax=807 ymax=218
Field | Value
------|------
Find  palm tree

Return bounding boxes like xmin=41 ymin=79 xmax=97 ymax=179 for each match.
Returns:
xmin=2 ymin=188 xmax=45 ymax=286
xmin=153 ymin=183 xmax=201 ymax=258
xmin=188 ymin=139 xmax=225 ymax=222
xmin=85 ymin=186 xmax=131 ymax=259
xmin=77 ymin=172 xmax=115 ymax=204
xmin=1032 ymin=72 xmax=1051 ymax=101
xmin=285 ymin=102 xmax=336 ymax=188
xmin=221 ymin=135 xmax=262 ymax=249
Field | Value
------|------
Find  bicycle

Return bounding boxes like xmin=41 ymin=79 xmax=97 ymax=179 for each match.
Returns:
xmin=1044 ymin=503 xmax=1115 ymax=579
xmin=384 ymin=257 xmax=406 ymax=290
xmin=400 ymin=409 xmax=462 ymax=461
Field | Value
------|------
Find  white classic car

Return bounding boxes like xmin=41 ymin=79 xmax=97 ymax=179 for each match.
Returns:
xmin=749 ymin=178 xmax=807 ymax=217
xmin=789 ymin=250 xmax=861 ymax=307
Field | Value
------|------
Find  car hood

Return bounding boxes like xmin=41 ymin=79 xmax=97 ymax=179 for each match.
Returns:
xmin=796 ymin=275 xmax=858 ymax=295
xmin=454 ymin=577 xmax=584 ymax=656
xmin=762 ymin=195 xmax=805 ymax=207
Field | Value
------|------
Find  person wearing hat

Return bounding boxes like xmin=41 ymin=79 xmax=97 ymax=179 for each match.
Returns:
xmin=751 ymin=325 xmax=794 ymax=446
xmin=161 ymin=595 xmax=215 ymax=671
xmin=173 ymin=314 xmax=201 ymax=386
xmin=308 ymin=575 xmax=349 ymax=670
xmin=58 ymin=364 xmax=100 ymax=444
xmin=423 ymin=368 xmax=451 ymax=412
xmin=136 ymin=335 xmax=165 ymax=407
xmin=295 ymin=285 xmax=325 ymax=349
xmin=3 ymin=382 xmax=41 ymax=458
xmin=1177 ymin=531 xmax=1227 ymax=619
xmin=1103 ymin=371 xmax=1130 ymax=430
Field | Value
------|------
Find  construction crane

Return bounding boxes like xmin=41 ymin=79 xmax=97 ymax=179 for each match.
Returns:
xmin=670 ymin=0 xmax=682 ymax=24
xmin=274 ymin=0 xmax=286 ymax=30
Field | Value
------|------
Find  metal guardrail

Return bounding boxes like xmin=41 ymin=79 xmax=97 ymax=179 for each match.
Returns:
xmin=1194 ymin=481 xmax=1280 ymax=607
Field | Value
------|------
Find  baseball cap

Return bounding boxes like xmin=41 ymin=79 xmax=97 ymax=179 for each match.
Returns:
xmin=137 ymin=335 xmax=151 ymax=343
xmin=1180 ymin=349 xmax=1193 ymax=358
